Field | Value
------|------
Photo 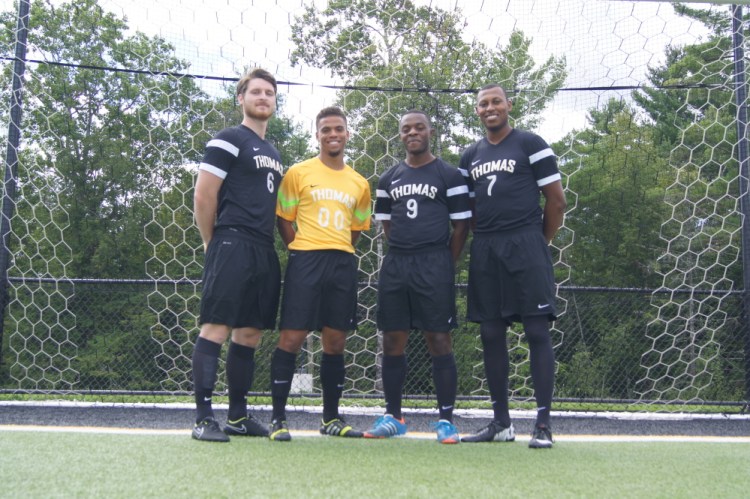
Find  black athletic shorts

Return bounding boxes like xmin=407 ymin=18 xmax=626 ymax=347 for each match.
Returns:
xmin=377 ymin=248 xmax=457 ymax=332
xmin=279 ymin=250 xmax=358 ymax=332
xmin=467 ymin=229 xmax=557 ymax=324
xmin=199 ymin=229 xmax=281 ymax=329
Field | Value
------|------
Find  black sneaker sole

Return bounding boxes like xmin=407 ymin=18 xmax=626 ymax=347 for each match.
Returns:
xmin=269 ymin=432 xmax=292 ymax=442
xmin=224 ymin=425 xmax=269 ymax=437
xmin=529 ymin=440 xmax=553 ymax=449
xmin=192 ymin=431 xmax=230 ymax=442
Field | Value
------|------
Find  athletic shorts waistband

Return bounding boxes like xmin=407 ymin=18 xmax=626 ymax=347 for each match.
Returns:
xmin=213 ymin=227 xmax=274 ymax=247
xmin=472 ymin=226 xmax=542 ymax=238
xmin=290 ymin=249 xmax=353 ymax=256
xmin=387 ymin=244 xmax=449 ymax=255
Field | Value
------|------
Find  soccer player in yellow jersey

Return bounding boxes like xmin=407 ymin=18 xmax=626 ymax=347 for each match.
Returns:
xmin=269 ymin=107 xmax=371 ymax=441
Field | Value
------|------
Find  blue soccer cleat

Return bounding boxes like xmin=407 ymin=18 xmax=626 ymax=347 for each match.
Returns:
xmin=433 ymin=419 xmax=460 ymax=444
xmin=363 ymin=414 xmax=408 ymax=438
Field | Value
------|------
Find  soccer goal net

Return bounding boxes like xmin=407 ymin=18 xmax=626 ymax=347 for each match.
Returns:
xmin=0 ymin=0 xmax=748 ymax=412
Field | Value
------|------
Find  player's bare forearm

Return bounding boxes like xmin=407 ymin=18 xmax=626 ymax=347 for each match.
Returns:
xmin=193 ymin=171 xmax=221 ymax=251
xmin=381 ymin=220 xmax=391 ymax=242
xmin=543 ymin=211 xmax=563 ymax=244
xmin=351 ymin=230 xmax=361 ymax=246
xmin=195 ymin=212 xmax=215 ymax=252
xmin=449 ymin=219 xmax=469 ymax=264
xmin=541 ymin=181 xmax=567 ymax=244
xmin=277 ymin=217 xmax=296 ymax=249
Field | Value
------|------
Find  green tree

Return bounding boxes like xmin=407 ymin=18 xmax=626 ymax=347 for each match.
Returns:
xmin=556 ymin=98 xmax=672 ymax=288
xmin=290 ymin=0 xmax=567 ymax=171
xmin=0 ymin=0 xmax=311 ymax=391
xmin=0 ymin=0 xmax=211 ymax=279
xmin=627 ymin=5 xmax=747 ymax=403
xmin=631 ymin=6 xmax=743 ymax=293
xmin=552 ymin=98 xmax=676 ymax=401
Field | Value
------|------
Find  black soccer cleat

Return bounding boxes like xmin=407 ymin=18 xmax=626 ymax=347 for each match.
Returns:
xmin=528 ymin=424 xmax=554 ymax=449
xmin=224 ymin=413 xmax=269 ymax=437
xmin=269 ymin=419 xmax=292 ymax=441
xmin=192 ymin=417 xmax=230 ymax=442
xmin=461 ymin=421 xmax=516 ymax=443
xmin=320 ymin=417 xmax=363 ymax=438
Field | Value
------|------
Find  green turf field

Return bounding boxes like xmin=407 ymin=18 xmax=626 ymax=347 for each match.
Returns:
xmin=1 ymin=430 xmax=748 ymax=498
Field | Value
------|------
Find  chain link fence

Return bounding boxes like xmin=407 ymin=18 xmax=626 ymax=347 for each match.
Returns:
xmin=2 ymin=278 xmax=746 ymax=411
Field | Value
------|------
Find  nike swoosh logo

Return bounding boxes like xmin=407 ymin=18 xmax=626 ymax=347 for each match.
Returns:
xmin=471 ymin=159 xmax=481 ymax=165
xmin=537 ymin=304 xmax=550 ymax=309
xmin=203 ymin=397 xmax=211 ymax=402
xmin=226 ymin=424 xmax=247 ymax=434
xmin=441 ymin=405 xmax=453 ymax=411
xmin=253 ymin=147 xmax=261 ymax=151
xmin=391 ymin=178 xmax=402 ymax=184
xmin=310 ymin=184 xmax=319 ymax=188
xmin=273 ymin=380 xmax=289 ymax=384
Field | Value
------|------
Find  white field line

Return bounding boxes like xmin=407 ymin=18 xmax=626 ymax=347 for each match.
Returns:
xmin=1 ymin=400 xmax=749 ymax=422
xmin=1 ymin=424 xmax=749 ymax=443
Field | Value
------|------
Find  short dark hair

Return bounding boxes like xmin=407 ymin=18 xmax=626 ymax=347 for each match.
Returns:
xmin=401 ymin=109 xmax=431 ymax=123
xmin=316 ymin=106 xmax=347 ymax=127
xmin=237 ymin=68 xmax=277 ymax=96
xmin=477 ymin=84 xmax=508 ymax=99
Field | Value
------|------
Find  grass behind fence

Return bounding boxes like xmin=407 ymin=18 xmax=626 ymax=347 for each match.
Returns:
xmin=1 ymin=430 xmax=748 ymax=498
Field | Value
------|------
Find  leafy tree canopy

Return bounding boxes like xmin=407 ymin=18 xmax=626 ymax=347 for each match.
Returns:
xmin=290 ymin=0 xmax=567 ymax=172
xmin=556 ymin=99 xmax=672 ymax=287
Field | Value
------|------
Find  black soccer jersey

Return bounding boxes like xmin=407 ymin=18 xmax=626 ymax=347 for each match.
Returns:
xmin=200 ymin=124 xmax=284 ymax=244
xmin=458 ymin=129 xmax=560 ymax=234
xmin=375 ymin=158 xmax=471 ymax=251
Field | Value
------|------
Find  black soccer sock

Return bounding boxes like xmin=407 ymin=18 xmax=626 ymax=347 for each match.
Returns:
xmin=480 ymin=321 xmax=512 ymax=427
xmin=431 ymin=353 xmax=457 ymax=422
xmin=523 ymin=316 xmax=555 ymax=427
xmin=270 ymin=348 xmax=297 ymax=422
xmin=320 ymin=353 xmax=345 ymax=423
xmin=226 ymin=342 xmax=256 ymax=422
xmin=382 ymin=354 xmax=407 ymax=419
xmin=192 ymin=336 xmax=222 ymax=423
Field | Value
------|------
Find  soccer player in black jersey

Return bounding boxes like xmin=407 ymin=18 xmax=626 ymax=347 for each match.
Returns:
xmin=191 ymin=68 xmax=284 ymax=442
xmin=458 ymin=85 xmax=566 ymax=449
xmin=364 ymin=110 xmax=470 ymax=444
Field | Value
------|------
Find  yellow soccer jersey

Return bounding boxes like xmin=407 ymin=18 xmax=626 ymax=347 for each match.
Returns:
xmin=277 ymin=157 xmax=372 ymax=253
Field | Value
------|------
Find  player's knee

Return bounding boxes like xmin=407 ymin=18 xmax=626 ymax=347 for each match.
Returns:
xmin=522 ymin=316 xmax=551 ymax=346
xmin=424 ymin=332 xmax=452 ymax=356
xmin=321 ymin=328 xmax=348 ymax=354
xmin=383 ymin=331 xmax=408 ymax=355
xmin=199 ymin=323 xmax=231 ymax=344
xmin=231 ymin=327 xmax=262 ymax=347
xmin=480 ymin=319 xmax=508 ymax=345
xmin=277 ymin=330 xmax=307 ymax=354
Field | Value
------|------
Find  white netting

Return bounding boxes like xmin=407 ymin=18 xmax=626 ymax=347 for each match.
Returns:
xmin=0 ymin=0 xmax=747 ymax=410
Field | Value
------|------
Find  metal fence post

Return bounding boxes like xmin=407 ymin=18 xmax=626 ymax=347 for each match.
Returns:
xmin=0 ymin=0 xmax=31 ymax=366
xmin=731 ymin=4 xmax=750 ymax=410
